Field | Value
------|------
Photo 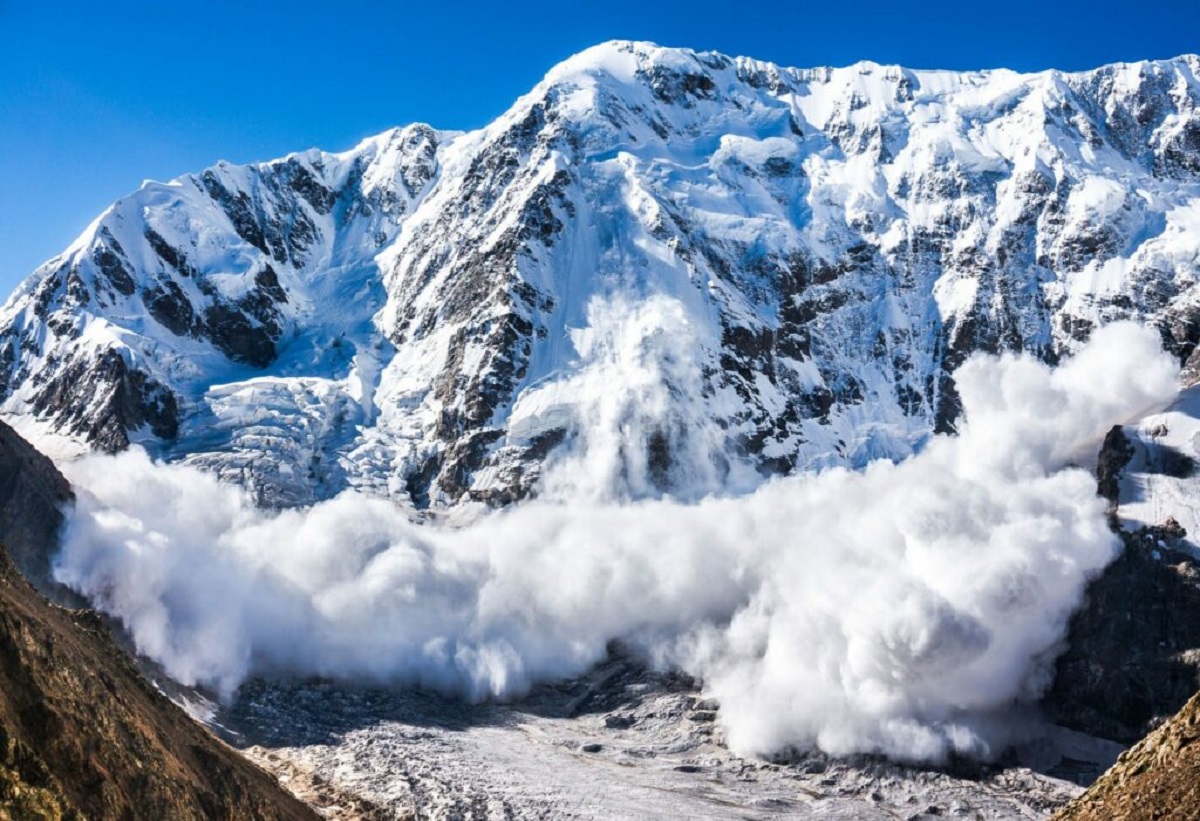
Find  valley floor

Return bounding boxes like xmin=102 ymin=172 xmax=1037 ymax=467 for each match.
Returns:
xmin=215 ymin=654 xmax=1120 ymax=820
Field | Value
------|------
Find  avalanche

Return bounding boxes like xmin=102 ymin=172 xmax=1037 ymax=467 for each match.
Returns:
xmin=56 ymin=320 xmax=1177 ymax=762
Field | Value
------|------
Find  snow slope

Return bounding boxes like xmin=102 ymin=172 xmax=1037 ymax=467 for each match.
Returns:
xmin=3 ymin=41 xmax=1200 ymax=508
xmin=1115 ymin=384 xmax=1200 ymax=548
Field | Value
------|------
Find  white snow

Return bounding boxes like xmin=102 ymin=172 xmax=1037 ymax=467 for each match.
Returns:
xmin=1117 ymin=385 xmax=1200 ymax=552
xmin=55 ymin=323 xmax=1177 ymax=764
xmin=3 ymin=43 xmax=1199 ymax=510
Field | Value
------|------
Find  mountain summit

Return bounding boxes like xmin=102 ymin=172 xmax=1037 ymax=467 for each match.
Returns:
xmin=3 ymin=41 xmax=1199 ymax=508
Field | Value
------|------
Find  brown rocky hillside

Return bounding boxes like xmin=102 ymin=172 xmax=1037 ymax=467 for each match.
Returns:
xmin=0 ymin=418 xmax=315 ymax=820
xmin=0 ymin=540 xmax=318 ymax=820
xmin=1053 ymin=690 xmax=1200 ymax=820
xmin=0 ymin=421 xmax=72 ymax=599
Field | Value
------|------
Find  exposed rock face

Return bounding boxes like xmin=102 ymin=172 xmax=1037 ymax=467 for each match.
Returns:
xmin=0 ymin=541 xmax=316 ymax=820
xmin=1047 ymin=423 xmax=1200 ymax=745
xmin=2 ymin=43 xmax=1199 ymax=508
xmin=1052 ymin=690 xmax=1200 ymax=820
xmin=1048 ymin=519 xmax=1200 ymax=745
xmin=1095 ymin=424 xmax=1135 ymax=520
xmin=0 ymin=419 xmax=72 ymax=597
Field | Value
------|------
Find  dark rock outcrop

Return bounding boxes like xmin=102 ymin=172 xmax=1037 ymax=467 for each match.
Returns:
xmin=1047 ymin=521 xmax=1200 ymax=745
xmin=1046 ymin=428 xmax=1200 ymax=744
xmin=29 ymin=348 xmax=179 ymax=452
xmin=0 ymin=419 xmax=72 ymax=598
xmin=1096 ymin=424 xmax=1135 ymax=522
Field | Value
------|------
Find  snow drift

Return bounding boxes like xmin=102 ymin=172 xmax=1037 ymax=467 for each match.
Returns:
xmin=55 ymin=304 xmax=1177 ymax=762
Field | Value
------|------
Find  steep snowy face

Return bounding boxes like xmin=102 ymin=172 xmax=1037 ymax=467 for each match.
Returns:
xmin=0 ymin=124 xmax=445 ymax=503
xmin=3 ymin=42 xmax=1200 ymax=508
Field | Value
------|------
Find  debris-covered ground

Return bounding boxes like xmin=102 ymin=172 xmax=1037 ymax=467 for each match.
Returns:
xmin=216 ymin=653 xmax=1121 ymax=820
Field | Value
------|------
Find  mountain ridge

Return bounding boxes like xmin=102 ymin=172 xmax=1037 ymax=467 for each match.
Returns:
xmin=3 ymin=41 xmax=1200 ymax=509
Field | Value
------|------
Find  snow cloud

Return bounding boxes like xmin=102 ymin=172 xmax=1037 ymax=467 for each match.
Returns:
xmin=54 ymin=298 xmax=1178 ymax=762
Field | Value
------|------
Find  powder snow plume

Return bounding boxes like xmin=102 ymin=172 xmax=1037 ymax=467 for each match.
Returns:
xmin=54 ymin=298 xmax=1177 ymax=763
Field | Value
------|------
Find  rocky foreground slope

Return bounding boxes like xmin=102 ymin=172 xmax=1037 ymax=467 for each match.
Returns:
xmin=0 ymin=547 xmax=314 ymax=821
xmin=1053 ymin=689 xmax=1200 ymax=820
xmin=0 ymin=420 xmax=313 ymax=820
xmin=2 ymin=42 xmax=1199 ymax=508
xmin=0 ymin=416 xmax=71 ymax=598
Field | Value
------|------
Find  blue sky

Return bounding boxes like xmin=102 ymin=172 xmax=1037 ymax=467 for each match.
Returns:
xmin=2 ymin=0 xmax=1197 ymax=296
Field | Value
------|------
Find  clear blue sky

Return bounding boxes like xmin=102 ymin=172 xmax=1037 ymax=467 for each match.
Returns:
xmin=2 ymin=0 xmax=1197 ymax=296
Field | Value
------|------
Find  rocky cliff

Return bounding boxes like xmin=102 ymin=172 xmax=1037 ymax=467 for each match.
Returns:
xmin=1048 ymin=516 xmax=1200 ymax=745
xmin=0 ymin=419 xmax=72 ymax=598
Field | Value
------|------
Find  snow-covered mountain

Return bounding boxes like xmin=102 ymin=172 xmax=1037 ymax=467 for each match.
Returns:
xmin=3 ymin=41 xmax=1200 ymax=508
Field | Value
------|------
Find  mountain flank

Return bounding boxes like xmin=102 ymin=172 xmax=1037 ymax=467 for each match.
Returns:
xmin=0 ymin=420 xmax=314 ymax=820
xmin=0 ymin=420 xmax=71 ymax=599
xmin=3 ymin=42 xmax=1198 ymax=509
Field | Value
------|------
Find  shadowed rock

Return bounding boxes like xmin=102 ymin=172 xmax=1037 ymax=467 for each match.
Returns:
xmin=0 ymin=419 xmax=72 ymax=599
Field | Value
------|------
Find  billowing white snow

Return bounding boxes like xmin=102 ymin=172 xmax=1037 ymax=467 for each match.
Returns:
xmin=55 ymin=322 xmax=1177 ymax=763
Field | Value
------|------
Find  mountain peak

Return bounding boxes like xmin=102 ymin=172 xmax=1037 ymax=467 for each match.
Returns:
xmin=539 ymin=39 xmax=740 ymax=92
xmin=546 ymin=39 xmax=677 ymax=76
xmin=1 ymin=43 xmax=1199 ymax=509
